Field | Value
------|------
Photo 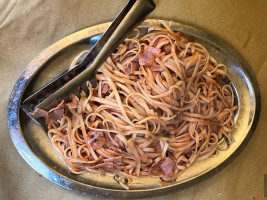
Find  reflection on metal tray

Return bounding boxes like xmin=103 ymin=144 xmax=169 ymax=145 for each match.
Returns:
xmin=7 ymin=19 xmax=261 ymax=199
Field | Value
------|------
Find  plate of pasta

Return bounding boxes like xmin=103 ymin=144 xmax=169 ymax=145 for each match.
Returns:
xmin=8 ymin=19 xmax=260 ymax=198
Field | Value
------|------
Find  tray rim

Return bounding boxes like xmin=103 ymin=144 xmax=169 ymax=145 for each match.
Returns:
xmin=7 ymin=19 xmax=261 ymax=198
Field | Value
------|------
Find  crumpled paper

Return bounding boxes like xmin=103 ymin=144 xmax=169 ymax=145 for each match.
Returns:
xmin=0 ymin=0 xmax=266 ymax=199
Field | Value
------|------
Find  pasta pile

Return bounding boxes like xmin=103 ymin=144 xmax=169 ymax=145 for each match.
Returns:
xmin=34 ymin=21 xmax=237 ymax=189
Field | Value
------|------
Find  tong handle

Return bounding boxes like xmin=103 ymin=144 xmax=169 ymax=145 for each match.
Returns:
xmin=22 ymin=0 xmax=155 ymax=115
xmin=36 ymin=0 xmax=155 ymax=111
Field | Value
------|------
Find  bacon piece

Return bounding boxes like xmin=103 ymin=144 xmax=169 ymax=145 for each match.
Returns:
xmin=47 ymin=108 xmax=64 ymax=124
xmin=186 ymin=68 xmax=194 ymax=77
xmin=101 ymin=83 xmax=110 ymax=94
xmin=147 ymin=46 xmax=161 ymax=56
xmin=155 ymin=108 xmax=163 ymax=116
xmin=210 ymin=122 xmax=221 ymax=133
xmin=138 ymin=53 xmax=154 ymax=66
xmin=131 ymin=62 xmax=140 ymax=72
xmin=149 ymin=157 xmax=176 ymax=177
xmin=132 ymin=56 xmax=139 ymax=62
xmin=45 ymin=101 xmax=65 ymax=124
xmin=173 ymin=115 xmax=182 ymax=123
xmin=148 ymin=161 xmax=163 ymax=176
xmin=46 ymin=100 xmax=65 ymax=119
xmin=124 ymin=62 xmax=140 ymax=75
xmin=124 ymin=66 xmax=131 ymax=76
xmin=32 ymin=108 xmax=48 ymax=119
xmin=161 ymin=157 xmax=176 ymax=176
xmin=88 ymin=131 xmax=106 ymax=150
xmin=45 ymin=100 xmax=65 ymax=124
xmin=162 ymin=44 xmax=171 ymax=54
xmin=128 ymin=43 xmax=136 ymax=50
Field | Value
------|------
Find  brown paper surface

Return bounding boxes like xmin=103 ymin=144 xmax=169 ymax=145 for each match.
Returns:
xmin=0 ymin=0 xmax=266 ymax=199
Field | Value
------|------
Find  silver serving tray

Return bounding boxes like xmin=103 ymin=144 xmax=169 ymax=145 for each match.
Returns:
xmin=7 ymin=19 xmax=261 ymax=199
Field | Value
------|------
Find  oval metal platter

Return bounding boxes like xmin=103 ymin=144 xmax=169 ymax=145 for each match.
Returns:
xmin=7 ymin=19 xmax=261 ymax=199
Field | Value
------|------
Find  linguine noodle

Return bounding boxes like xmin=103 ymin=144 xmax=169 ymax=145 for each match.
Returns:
xmin=33 ymin=21 xmax=237 ymax=189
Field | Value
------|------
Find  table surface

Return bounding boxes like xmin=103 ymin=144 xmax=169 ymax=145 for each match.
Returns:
xmin=0 ymin=0 xmax=266 ymax=199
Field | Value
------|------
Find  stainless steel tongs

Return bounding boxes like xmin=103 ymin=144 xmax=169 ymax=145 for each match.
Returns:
xmin=22 ymin=0 xmax=156 ymax=124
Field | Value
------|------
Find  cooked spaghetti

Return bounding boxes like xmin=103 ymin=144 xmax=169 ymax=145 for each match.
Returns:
xmin=33 ymin=21 xmax=237 ymax=189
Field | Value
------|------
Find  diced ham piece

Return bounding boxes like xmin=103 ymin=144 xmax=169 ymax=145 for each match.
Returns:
xmin=162 ymin=44 xmax=171 ymax=54
xmin=132 ymin=56 xmax=139 ymax=62
xmin=147 ymin=46 xmax=161 ymax=56
xmin=88 ymin=131 xmax=106 ymax=150
xmin=101 ymin=83 xmax=110 ymax=95
xmin=131 ymin=62 xmax=140 ymax=72
xmin=161 ymin=157 xmax=176 ymax=176
xmin=124 ymin=62 xmax=140 ymax=75
xmin=124 ymin=66 xmax=131 ymax=75
xmin=32 ymin=108 xmax=48 ymax=119
xmin=155 ymin=108 xmax=163 ymax=116
xmin=148 ymin=161 xmax=163 ymax=176
xmin=210 ymin=122 xmax=221 ymax=133
xmin=46 ymin=108 xmax=64 ymax=124
xmin=128 ymin=43 xmax=135 ymax=50
xmin=173 ymin=115 xmax=182 ymax=123
xmin=186 ymin=68 xmax=194 ymax=77
xmin=149 ymin=157 xmax=176 ymax=177
xmin=138 ymin=53 xmax=154 ymax=66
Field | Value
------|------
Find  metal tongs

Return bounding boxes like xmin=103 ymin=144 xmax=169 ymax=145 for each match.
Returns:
xmin=22 ymin=0 xmax=156 ymax=125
